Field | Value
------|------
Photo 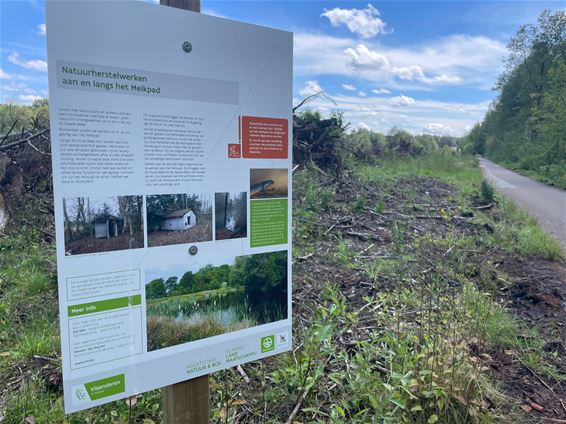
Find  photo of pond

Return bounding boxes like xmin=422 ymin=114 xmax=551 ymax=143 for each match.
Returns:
xmin=145 ymin=250 xmax=288 ymax=351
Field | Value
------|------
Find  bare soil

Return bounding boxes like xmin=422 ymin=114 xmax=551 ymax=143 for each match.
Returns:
xmin=293 ymin=172 xmax=566 ymax=421
xmin=491 ymin=255 xmax=566 ymax=421
xmin=215 ymin=228 xmax=247 ymax=240
xmin=65 ymin=232 xmax=144 ymax=255
xmin=148 ymin=223 xmax=212 ymax=247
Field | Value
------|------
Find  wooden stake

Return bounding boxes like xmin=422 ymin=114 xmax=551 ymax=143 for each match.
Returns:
xmin=157 ymin=3 xmax=208 ymax=423
xmin=162 ymin=375 xmax=210 ymax=423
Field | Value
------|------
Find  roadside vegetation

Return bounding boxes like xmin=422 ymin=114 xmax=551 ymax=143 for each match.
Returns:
xmin=462 ymin=10 xmax=566 ymax=188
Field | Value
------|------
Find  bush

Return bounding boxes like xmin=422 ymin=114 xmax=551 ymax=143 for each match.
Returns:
xmin=480 ymin=179 xmax=495 ymax=204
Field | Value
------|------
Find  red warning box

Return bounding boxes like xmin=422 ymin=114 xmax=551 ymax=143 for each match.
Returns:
xmin=241 ymin=116 xmax=288 ymax=159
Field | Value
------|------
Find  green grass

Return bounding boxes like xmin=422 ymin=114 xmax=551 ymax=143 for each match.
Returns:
xmin=147 ymin=314 xmax=254 ymax=351
xmin=357 ymin=152 xmax=481 ymax=189
xmin=356 ymin=152 xmax=564 ymax=260
xmin=485 ymin=197 xmax=564 ymax=260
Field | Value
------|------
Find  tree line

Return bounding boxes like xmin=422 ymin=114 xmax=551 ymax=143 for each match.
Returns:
xmin=462 ymin=10 xmax=565 ymax=188
xmin=293 ymin=109 xmax=460 ymax=174
xmin=146 ymin=250 xmax=288 ymax=306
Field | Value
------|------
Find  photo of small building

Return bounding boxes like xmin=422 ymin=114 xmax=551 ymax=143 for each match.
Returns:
xmin=92 ymin=214 xmax=124 ymax=239
xmin=63 ymin=196 xmax=144 ymax=255
xmin=160 ymin=209 xmax=197 ymax=231
xmin=147 ymin=193 xmax=212 ymax=247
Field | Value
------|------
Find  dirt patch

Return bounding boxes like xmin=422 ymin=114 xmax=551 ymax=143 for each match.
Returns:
xmin=65 ymin=232 xmax=144 ymax=255
xmin=498 ymin=255 xmax=566 ymax=336
xmin=486 ymin=254 xmax=566 ymax=421
xmin=215 ymin=228 xmax=247 ymax=240
xmin=1 ymin=354 xmax=61 ymax=403
xmin=293 ymin=171 xmax=566 ymax=421
xmin=148 ymin=223 xmax=212 ymax=247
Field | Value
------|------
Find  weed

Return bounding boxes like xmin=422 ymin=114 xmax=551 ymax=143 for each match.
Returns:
xmin=480 ymin=179 xmax=495 ymax=204
xmin=485 ymin=198 xmax=563 ymax=259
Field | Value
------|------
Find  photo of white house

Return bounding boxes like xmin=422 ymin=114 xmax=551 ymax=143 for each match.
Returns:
xmin=146 ymin=193 xmax=212 ymax=247
xmin=160 ymin=209 xmax=197 ymax=231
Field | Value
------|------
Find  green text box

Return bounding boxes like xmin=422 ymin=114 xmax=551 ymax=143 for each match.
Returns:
xmin=250 ymin=199 xmax=288 ymax=247
xmin=68 ymin=295 xmax=141 ymax=317
xmin=84 ymin=374 xmax=125 ymax=400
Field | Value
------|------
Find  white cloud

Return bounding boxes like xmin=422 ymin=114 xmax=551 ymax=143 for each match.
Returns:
xmin=294 ymin=33 xmax=505 ymax=89
xmin=321 ymin=4 xmax=389 ymax=38
xmin=18 ymin=94 xmax=42 ymax=104
xmin=358 ymin=91 xmax=367 ymax=97
xmin=432 ymin=74 xmax=463 ymax=83
xmin=342 ymin=83 xmax=357 ymax=91
xmin=299 ymin=80 xmax=323 ymax=97
xmin=37 ymin=23 xmax=46 ymax=36
xmin=294 ymin=33 xmax=352 ymax=76
xmin=358 ymin=122 xmax=371 ymax=130
xmin=296 ymin=92 xmax=489 ymax=136
xmin=392 ymin=65 xmax=425 ymax=81
xmin=2 ymin=81 xmax=36 ymax=95
xmin=423 ymin=123 xmax=454 ymax=135
xmin=372 ymin=88 xmax=391 ymax=94
xmin=0 ymin=69 xmax=11 ymax=80
xmin=8 ymin=52 xmax=47 ymax=72
xmin=345 ymin=44 xmax=390 ymax=71
xmin=389 ymin=95 xmax=416 ymax=106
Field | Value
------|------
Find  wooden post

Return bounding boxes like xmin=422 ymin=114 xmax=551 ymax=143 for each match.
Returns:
xmin=162 ymin=375 xmax=210 ymax=423
xmin=158 ymin=3 xmax=208 ymax=423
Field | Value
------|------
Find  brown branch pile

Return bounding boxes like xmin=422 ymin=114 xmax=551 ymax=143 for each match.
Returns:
xmin=0 ymin=125 xmax=53 ymax=240
xmin=292 ymin=112 xmax=347 ymax=174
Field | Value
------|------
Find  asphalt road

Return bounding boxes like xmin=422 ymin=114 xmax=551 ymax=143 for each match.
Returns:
xmin=479 ymin=157 xmax=566 ymax=249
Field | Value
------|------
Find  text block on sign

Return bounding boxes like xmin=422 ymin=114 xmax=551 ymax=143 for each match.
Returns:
xmin=242 ymin=116 xmax=288 ymax=159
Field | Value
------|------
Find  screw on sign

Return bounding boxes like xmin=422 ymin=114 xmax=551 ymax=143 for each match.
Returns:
xmin=182 ymin=41 xmax=192 ymax=53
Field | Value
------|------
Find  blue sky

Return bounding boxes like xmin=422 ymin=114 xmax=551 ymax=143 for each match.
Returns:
xmin=1 ymin=1 xmax=564 ymax=135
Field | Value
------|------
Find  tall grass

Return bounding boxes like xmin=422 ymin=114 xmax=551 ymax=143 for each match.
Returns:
xmin=486 ymin=198 xmax=564 ymax=260
xmin=147 ymin=314 xmax=255 ymax=351
xmin=146 ymin=288 xmax=267 ymax=350
xmin=357 ymin=152 xmax=481 ymax=189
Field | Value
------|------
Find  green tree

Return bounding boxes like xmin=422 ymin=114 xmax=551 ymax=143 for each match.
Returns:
xmin=146 ymin=278 xmax=166 ymax=299
xmin=472 ymin=10 xmax=566 ymax=187
xmin=164 ymin=276 xmax=178 ymax=295
xmin=176 ymin=271 xmax=195 ymax=294
xmin=233 ymin=251 xmax=288 ymax=307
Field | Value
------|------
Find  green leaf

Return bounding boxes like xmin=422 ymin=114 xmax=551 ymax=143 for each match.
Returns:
xmin=334 ymin=405 xmax=346 ymax=417
xmin=428 ymin=414 xmax=439 ymax=423
xmin=410 ymin=404 xmax=423 ymax=412
xmin=382 ymin=383 xmax=394 ymax=391
xmin=389 ymin=398 xmax=406 ymax=409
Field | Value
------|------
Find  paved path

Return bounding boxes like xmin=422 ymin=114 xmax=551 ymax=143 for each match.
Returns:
xmin=479 ymin=158 xmax=566 ymax=249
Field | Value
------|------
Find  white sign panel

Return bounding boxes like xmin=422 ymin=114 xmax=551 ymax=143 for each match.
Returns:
xmin=46 ymin=0 xmax=292 ymax=413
